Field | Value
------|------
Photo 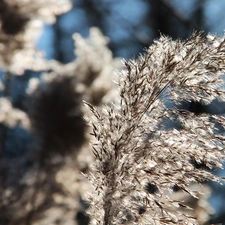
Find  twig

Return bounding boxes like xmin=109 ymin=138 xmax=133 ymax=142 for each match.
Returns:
xmin=159 ymin=0 xmax=201 ymax=31
xmin=0 ymin=70 xmax=11 ymax=160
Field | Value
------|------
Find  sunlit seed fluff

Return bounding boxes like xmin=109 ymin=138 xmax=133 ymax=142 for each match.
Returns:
xmin=87 ymin=31 xmax=225 ymax=225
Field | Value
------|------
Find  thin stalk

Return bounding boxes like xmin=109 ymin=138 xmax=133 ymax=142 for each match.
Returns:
xmin=0 ymin=70 xmax=11 ymax=160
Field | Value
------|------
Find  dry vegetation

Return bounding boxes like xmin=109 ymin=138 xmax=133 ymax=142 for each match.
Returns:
xmin=0 ymin=1 xmax=225 ymax=225
xmin=86 ymin=33 xmax=225 ymax=225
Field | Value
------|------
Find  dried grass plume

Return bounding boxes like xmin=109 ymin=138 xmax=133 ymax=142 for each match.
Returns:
xmin=86 ymin=32 xmax=225 ymax=225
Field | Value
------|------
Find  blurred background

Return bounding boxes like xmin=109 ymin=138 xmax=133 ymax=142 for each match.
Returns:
xmin=1 ymin=0 xmax=225 ymax=224
xmin=38 ymin=0 xmax=225 ymax=61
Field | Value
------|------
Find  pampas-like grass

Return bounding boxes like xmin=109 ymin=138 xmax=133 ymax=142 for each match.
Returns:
xmin=86 ymin=32 xmax=225 ymax=225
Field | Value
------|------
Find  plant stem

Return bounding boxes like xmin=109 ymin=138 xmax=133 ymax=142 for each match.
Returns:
xmin=0 ymin=70 xmax=11 ymax=160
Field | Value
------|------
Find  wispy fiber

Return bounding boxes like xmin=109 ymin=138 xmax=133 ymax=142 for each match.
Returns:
xmin=86 ymin=32 xmax=225 ymax=224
